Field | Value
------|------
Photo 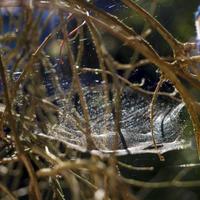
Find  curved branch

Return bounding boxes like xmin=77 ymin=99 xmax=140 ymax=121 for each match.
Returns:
xmin=122 ymin=0 xmax=182 ymax=55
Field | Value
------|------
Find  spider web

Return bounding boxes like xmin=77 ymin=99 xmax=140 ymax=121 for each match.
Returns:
xmin=0 ymin=1 xmax=194 ymax=154
xmin=36 ymin=84 xmax=191 ymax=154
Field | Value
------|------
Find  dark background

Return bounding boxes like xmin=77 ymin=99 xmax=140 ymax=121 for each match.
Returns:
xmin=79 ymin=0 xmax=200 ymax=91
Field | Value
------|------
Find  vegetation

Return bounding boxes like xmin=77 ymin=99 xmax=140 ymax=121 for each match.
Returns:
xmin=0 ymin=0 xmax=200 ymax=199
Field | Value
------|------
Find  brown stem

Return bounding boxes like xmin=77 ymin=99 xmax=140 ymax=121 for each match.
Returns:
xmin=62 ymin=23 xmax=96 ymax=150
xmin=0 ymin=56 xmax=41 ymax=200
xmin=121 ymin=0 xmax=183 ymax=56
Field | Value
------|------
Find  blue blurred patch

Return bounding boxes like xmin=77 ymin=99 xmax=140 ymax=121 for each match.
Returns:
xmin=37 ymin=10 xmax=60 ymax=42
xmin=0 ymin=7 xmax=61 ymax=42
xmin=195 ymin=5 xmax=200 ymax=19
xmin=93 ymin=0 xmax=123 ymax=12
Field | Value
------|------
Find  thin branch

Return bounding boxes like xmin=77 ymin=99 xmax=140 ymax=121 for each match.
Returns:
xmin=149 ymin=74 xmax=165 ymax=161
xmin=117 ymin=161 xmax=154 ymax=171
xmin=0 ymin=156 xmax=18 ymax=164
xmin=80 ymin=67 xmax=181 ymax=102
xmin=87 ymin=19 xmax=111 ymax=130
xmin=61 ymin=21 xmax=96 ymax=150
xmin=122 ymin=177 xmax=200 ymax=188
xmin=0 ymin=56 xmax=41 ymax=200
xmin=0 ymin=183 xmax=17 ymax=200
xmin=121 ymin=0 xmax=182 ymax=55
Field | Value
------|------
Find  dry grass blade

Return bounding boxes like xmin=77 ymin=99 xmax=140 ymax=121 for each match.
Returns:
xmin=0 ymin=1 xmax=199 ymax=200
